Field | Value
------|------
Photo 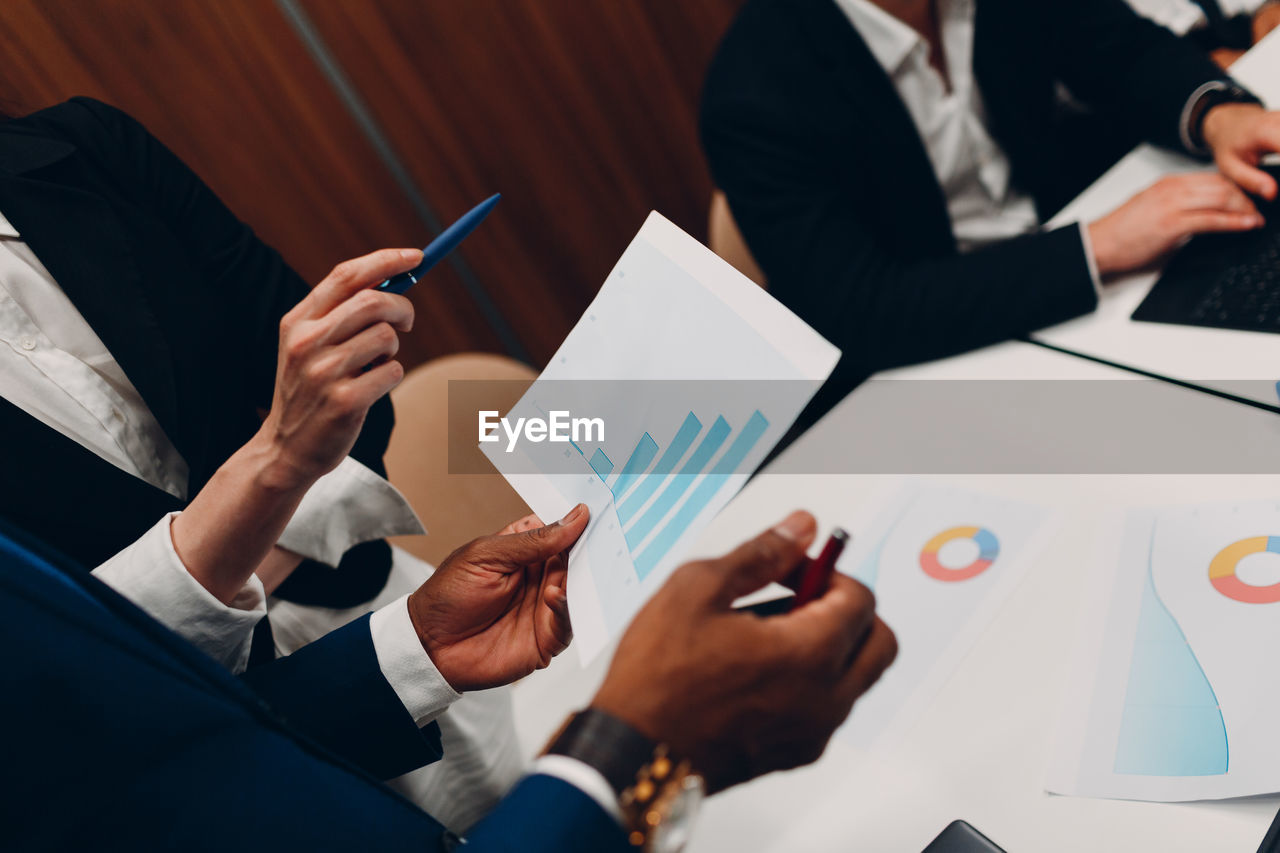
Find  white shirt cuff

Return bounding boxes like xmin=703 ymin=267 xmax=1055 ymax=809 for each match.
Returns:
xmin=275 ymin=455 xmax=425 ymax=568
xmin=1076 ymin=221 xmax=1104 ymax=298
xmin=93 ymin=512 xmax=266 ymax=673
xmin=369 ymin=593 xmax=461 ymax=728
xmin=532 ymin=756 xmax=624 ymax=825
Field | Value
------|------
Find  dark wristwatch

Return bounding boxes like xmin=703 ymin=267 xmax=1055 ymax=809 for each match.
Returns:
xmin=1186 ymin=80 xmax=1264 ymax=155
xmin=543 ymin=709 xmax=705 ymax=852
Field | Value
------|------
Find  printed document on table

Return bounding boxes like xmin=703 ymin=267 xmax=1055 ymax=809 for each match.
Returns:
xmin=836 ymin=482 xmax=1055 ymax=748
xmin=481 ymin=212 xmax=840 ymax=664
xmin=1049 ymin=501 xmax=1280 ymax=801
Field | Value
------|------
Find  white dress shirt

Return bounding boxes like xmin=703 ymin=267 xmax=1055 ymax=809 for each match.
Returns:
xmin=0 ymin=206 xmax=616 ymax=829
xmin=0 ymin=207 xmax=429 ymax=668
xmin=1126 ymin=0 xmax=1271 ymax=36
xmin=833 ymin=0 xmax=1250 ymax=289
xmin=835 ymin=0 xmax=1042 ymax=252
xmin=0 ymin=213 xmax=189 ymax=498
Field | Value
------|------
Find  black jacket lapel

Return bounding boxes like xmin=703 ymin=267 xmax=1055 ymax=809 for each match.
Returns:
xmin=0 ymin=169 xmax=181 ymax=442
xmin=791 ymin=0 xmax=955 ymax=251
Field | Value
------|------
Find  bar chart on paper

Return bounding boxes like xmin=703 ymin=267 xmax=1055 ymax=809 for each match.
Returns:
xmin=481 ymin=212 xmax=841 ymax=663
xmin=530 ymin=399 xmax=772 ymax=583
xmin=579 ymin=409 xmax=770 ymax=581
xmin=552 ymin=405 xmax=776 ymax=652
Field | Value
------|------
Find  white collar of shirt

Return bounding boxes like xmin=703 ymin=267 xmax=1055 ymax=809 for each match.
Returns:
xmin=831 ymin=0 xmax=1040 ymax=251
xmin=834 ymin=0 xmax=980 ymax=104
xmin=0 ymin=212 xmax=191 ymax=497
xmin=0 ymin=205 xmax=424 ymax=567
xmin=835 ymin=0 xmax=922 ymax=74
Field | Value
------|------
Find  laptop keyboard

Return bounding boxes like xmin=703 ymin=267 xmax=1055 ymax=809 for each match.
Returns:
xmin=1132 ymin=165 xmax=1280 ymax=334
xmin=1187 ymin=224 xmax=1280 ymax=328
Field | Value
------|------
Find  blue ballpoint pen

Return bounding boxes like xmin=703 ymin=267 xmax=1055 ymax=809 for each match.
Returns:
xmin=376 ymin=193 xmax=501 ymax=294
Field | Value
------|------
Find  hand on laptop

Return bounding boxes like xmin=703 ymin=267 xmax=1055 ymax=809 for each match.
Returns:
xmin=1086 ymin=173 xmax=1264 ymax=277
xmin=1202 ymin=103 xmax=1280 ymax=201
xmin=591 ymin=510 xmax=897 ymax=793
xmin=408 ymin=505 xmax=586 ymax=691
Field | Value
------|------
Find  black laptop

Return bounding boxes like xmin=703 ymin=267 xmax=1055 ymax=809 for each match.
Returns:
xmin=1131 ymin=164 xmax=1280 ymax=333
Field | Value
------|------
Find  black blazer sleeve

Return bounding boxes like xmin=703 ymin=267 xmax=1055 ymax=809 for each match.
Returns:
xmin=1036 ymin=0 xmax=1232 ymax=154
xmin=701 ymin=0 xmax=1235 ymax=382
xmin=701 ymin=95 xmax=1099 ymax=375
xmin=61 ymin=96 xmax=394 ymax=475
xmin=240 ymin=613 xmax=444 ymax=781
xmin=53 ymin=97 xmax=397 ymax=605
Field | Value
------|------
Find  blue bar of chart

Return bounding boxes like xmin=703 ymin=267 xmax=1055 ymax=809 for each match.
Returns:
xmin=617 ymin=413 xmax=703 ymax=525
xmin=564 ymin=405 xmax=771 ymax=583
xmin=611 ymin=433 xmax=658 ymax=500
xmin=589 ymin=448 xmax=614 ymax=480
xmin=633 ymin=411 xmax=769 ymax=579
xmin=624 ymin=416 xmax=731 ymax=551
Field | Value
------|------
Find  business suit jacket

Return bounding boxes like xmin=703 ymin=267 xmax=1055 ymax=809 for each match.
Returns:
xmin=0 ymin=522 xmax=626 ymax=852
xmin=701 ymin=0 xmax=1233 ymax=433
xmin=0 ymin=97 xmax=392 ymax=607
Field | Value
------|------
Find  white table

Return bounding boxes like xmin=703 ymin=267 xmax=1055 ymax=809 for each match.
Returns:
xmin=507 ymin=31 xmax=1280 ymax=852
xmin=511 ymin=342 xmax=1280 ymax=852
xmin=1029 ymin=29 xmax=1280 ymax=407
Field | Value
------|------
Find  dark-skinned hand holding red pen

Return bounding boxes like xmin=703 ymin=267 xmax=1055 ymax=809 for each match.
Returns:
xmin=592 ymin=510 xmax=897 ymax=794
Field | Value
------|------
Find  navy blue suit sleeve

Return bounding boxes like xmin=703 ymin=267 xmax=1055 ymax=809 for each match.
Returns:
xmin=1 ymin=528 xmax=632 ymax=852
xmin=239 ymin=613 xmax=443 ymax=781
xmin=465 ymin=775 xmax=631 ymax=852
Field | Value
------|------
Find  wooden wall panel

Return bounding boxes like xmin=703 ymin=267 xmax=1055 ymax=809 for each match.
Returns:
xmin=0 ymin=0 xmax=502 ymax=367
xmin=0 ymin=0 xmax=744 ymax=367
xmin=299 ymin=0 xmax=745 ymax=364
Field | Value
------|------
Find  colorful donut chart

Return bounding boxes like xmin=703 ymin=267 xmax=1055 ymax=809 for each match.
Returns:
xmin=1209 ymin=536 xmax=1280 ymax=604
xmin=919 ymin=525 xmax=999 ymax=582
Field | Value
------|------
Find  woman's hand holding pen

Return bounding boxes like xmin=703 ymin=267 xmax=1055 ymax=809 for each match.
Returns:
xmin=170 ymin=248 xmax=422 ymax=604
xmin=255 ymin=248 xmax=421 ymax=489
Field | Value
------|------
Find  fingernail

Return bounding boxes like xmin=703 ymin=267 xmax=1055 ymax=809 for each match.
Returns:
xmin=400 ymin=248 xmax=422 ymax=262
xmin=772 ymin=510 xmax=811 ymax=541
xmin=557 ymin=503 xmax=586 ymax=526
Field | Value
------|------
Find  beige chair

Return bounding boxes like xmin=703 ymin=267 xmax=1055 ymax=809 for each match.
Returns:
xmin=708 ymin=190 xmax=767 ymax=288
xmin=384 ymin=352 xmax=536 ymax=567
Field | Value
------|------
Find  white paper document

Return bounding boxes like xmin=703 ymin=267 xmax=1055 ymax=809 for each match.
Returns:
xmin=1049 ymin=501 xmax=1280 ymax=801
xmin=481 ymin=212 xmax=840 ymax=664
xmin=837 ymin=483 xmax=1055 ymax=748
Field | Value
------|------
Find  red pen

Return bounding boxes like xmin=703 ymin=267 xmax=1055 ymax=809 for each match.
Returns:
xmin=791 ymin=528 xmax=849 ymax=610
